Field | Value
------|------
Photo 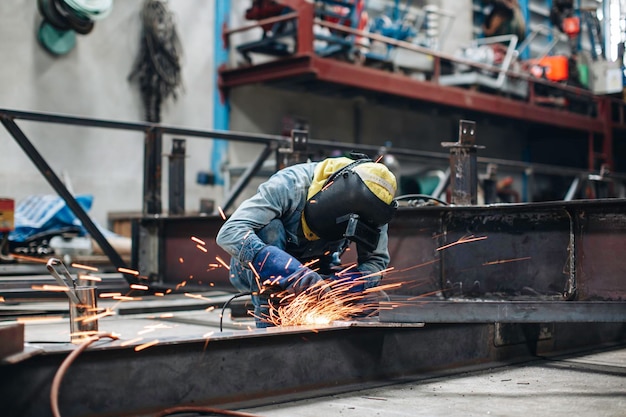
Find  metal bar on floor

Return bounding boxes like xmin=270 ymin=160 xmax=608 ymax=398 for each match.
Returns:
xmin=379 ymin=300 xmax=626 ymax=323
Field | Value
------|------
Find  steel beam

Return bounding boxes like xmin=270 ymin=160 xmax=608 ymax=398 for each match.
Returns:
xmin=1 ymin=322 xmax=624 ymax=417
xmin=379 ymin=300 xmax=626 ymax=323
xmin=219 ymin=54 xmax=606 ymax=133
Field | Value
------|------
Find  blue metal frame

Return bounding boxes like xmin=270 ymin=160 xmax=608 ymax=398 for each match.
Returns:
xmin=211 ymin=0 xmax=231 ymax=186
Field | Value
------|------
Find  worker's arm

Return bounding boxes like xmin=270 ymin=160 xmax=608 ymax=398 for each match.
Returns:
xmin=216 ymin=164 xmax=311 ymax=268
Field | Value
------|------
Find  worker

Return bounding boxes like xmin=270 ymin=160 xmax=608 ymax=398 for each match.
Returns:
xmin=216 ymin=154 xmax=398 ymax=328
xmin=482 ymin=0 xmax=526 ymax=42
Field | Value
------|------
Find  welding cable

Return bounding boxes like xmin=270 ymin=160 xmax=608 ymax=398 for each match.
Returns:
xmin=50 ymin=333 xmax=119 ymax=417
xmin=395 ymin=194 xmax=448 ymax=206
xmin=154 ymin=405 xmax=261 ymax=417
xmin=219 ymin=291 xmax=252 ymax=332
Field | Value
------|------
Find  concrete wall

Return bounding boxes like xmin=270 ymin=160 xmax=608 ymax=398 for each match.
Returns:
xmin=0 ymin=0 xmax=219 ymax=226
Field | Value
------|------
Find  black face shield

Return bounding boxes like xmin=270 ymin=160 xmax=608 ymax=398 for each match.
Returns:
xmin=303 ymin=161 xmax=397 ymax=245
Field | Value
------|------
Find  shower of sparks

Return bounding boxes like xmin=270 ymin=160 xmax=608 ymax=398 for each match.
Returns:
xmin=436 ymin=235 xmax=487 ymax=251
xmin=196 ymin=244 xmax=208 ymax=253
xmin=134 ymin=339 xmax=159 ymax=351
xmin=483 ymin=256 xmax=532 ymax=266
xmin=118 ymin=267 xmax=140 ymax=276
xmin=218 ymin=206 xmax=226 ymax=220
xmin=71 ymin=263 xmax=99 ymax=272
xmin=261 ymin=270 xmax=401 ymax=327
xmin=191 ymin=236 xmax=206 ymax=246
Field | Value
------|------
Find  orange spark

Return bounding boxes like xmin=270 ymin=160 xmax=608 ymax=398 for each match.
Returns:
xmin=179 ymin=257 xmax=184 ymax=264
xmin=483 ymin=256 xmax=532 ymax=266
xmin=160 ymin=313 xmax=174 ymax=318
xmin=191 ymin=236 xmax=206 ymax=246
xmin=11 ymin=254 xmax=47 ymax=263
xmin=215 ymin=256 xmax=230 ymax=270
xmin=99 ymin=292 xmax=122 ymax=298
xmin=112 ymin=295 xmax=141 ymax=301
xmin=184 ymin=292 xmax=212 ymax=301
xmin=120 ymin=337 xmax=143 ymax=347
xmin=71 ymin=263 xmax=99 ymax=272
xmin=155 ymin=292 xmax=165 ymax=297
xmin=134 ymin=340 xmax=159 ymax=351
xmin=78 ymin=274 xmax=102 ymax=282
xmin=82 ymin=309 xmax=115 ymax=323
xmin=436 ymin=235 xmax=487 ymax=251
xmin=196 ymin=244 xmax=208 ymax=253
xmin=375 ymin=154 xmax=384 ymax=163
xmin=118 ymin=267 xmax=140 ymax=276
xmin=0 ymin=296 xmax=4 ymax=302
xmin=218 ymin=206 xmax=226 ymax=220
xmin=17 ymin=316 xmax=63 ymax=323
xmin=31 ymin=284 xmax=71 ymax=292
xmin=130 ymin=284 xmax=149 ymax=291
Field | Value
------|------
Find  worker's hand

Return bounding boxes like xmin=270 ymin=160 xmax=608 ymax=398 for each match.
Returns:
xmin=253 ymin=245 xmax=325 ymax=295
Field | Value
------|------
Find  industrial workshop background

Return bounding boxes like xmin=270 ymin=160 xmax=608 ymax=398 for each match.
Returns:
xmin=2 ymin=0 xmax=625 ymax=229
xmin=1 ymin=1 xmax=626 ymax=417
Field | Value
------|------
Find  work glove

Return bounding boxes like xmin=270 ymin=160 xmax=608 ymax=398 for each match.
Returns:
xmin=253 ymin=245 xmax=325 ymax=295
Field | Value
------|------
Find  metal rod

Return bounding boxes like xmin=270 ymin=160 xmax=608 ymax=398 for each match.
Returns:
xmin=0 ymin=116 xmax=131 ymax=279
xmin=168 ymin=138 xmax=186 ymax=215
xmin=221 ymin=143 xmax=276 ymax=213
xmin=223 ymin=11 xmax=298 ymax=37
xmin=143 ymin=128 xmax=162 ymax=215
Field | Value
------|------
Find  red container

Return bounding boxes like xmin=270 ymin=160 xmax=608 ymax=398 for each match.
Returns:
xmin=0 ymin=199 xmax=15 ymax=232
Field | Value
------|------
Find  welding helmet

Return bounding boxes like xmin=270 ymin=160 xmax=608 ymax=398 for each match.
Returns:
xmin=303 ymin=156 xmax=397 ymax=244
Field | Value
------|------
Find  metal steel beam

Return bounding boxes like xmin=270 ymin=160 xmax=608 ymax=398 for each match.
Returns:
xmin=219 ymin=54 xmax=606 ymax=133
xmin=1 ymin=322 xmax=624 ymax=417
xmin=379 ymin=300 xmax=626 ymax=323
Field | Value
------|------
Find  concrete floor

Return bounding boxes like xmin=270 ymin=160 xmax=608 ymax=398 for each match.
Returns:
xmin=243 ymin=347 xmax=626 ymax=417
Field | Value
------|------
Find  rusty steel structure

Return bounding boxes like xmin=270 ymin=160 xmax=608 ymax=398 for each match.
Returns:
xmin=0 ymin=108 xmax=625 ymax=417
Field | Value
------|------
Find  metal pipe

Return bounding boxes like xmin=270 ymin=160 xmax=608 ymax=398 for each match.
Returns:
xmin=143 ymin=127 xmax=162 ymax=215
xmin=221 ymin=143 xmax=276 ymax=213
xmin=168 ymin=138 xmax=186 ymax=215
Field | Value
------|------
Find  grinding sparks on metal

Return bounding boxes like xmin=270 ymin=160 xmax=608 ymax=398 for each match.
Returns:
xmin=218 ymin=206 xmax=227 ymax=220
xmin=259 ymin=268 xmax=400 ymax=327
